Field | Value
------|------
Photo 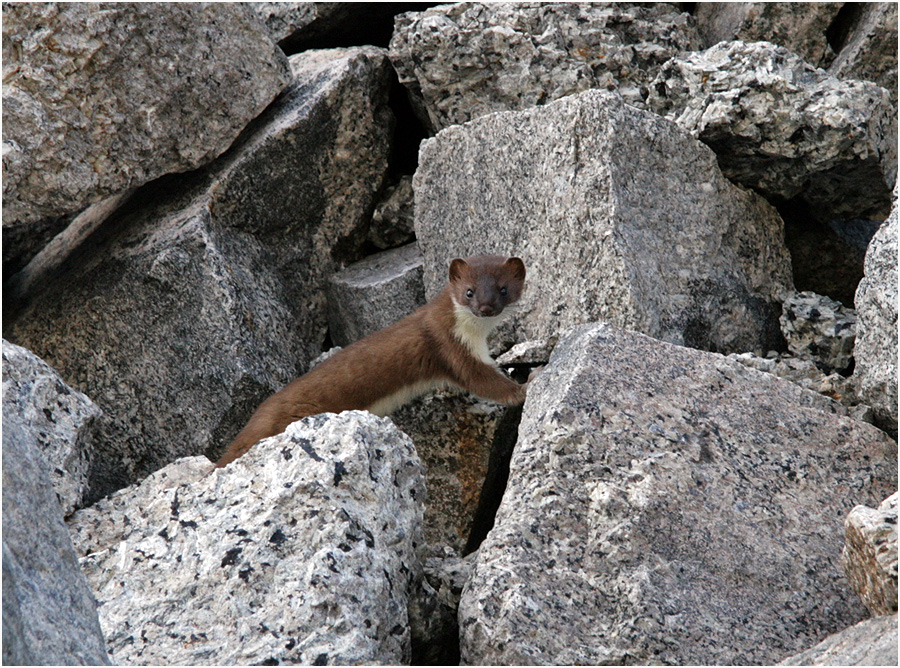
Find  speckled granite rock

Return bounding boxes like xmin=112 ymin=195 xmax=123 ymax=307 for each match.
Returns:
xmin=325 ymin=243 xmax=425 ymax=347
xmin=6 ymin=47 xmax=393 ymax=502
xmin=727 ymin=351 xmax=855 ymax=404
xmin=778 ymin=613 xmax=898 ymax=666
xmin=1 ymin=3 xmax=291 ymax=269
xmin=1 ymin=340 xmax=101 ymax=515
xmin=67 ymin=412 xmax=425 ymax=666
xmin=415 ymin=89 xmax=793 ymax=355
xmin=389 ymin=2 xmax=701 ymax=132
xmin=649 ymin=40 xmax=897 ymax=222
xmin=3 ymin=414 xmax=110 ymax=666
xmin=829 ymin=2 xmax=898 ymax=105
xmin=842 ymin=492 xmax=899 ymax=616
xmin=369 ymin=176 xmax=416 ymax=250
xmin=459 ymin=322 xmax=897 ymax=665
xmin=780 ymin=291 xmax=857 ymax=374
xmin=693 ymin=2 xmax=842 ymax=66
xmin=853 ymin=186 xmax=898 ymax=436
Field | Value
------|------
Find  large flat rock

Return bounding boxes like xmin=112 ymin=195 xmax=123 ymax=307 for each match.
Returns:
xmin=459 ymin=322 xmax=897 ymax=665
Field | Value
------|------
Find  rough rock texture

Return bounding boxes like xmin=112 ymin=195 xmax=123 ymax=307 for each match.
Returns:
xmin=415 ymin=89 xmax=793 ymax=355
xmin=1 ymin=3 xmax=291 ymax=268
xmin=649 ymin=40 xmax=897 ymax=222
xmin=67 ymin=412 xmax=425 ymax=666
xmin=778 ymin=613 xmax=899 ymax=666
xmin=2 ymin=414 xmax=110 ymax=665
xmin=853 ymin=187 xmax=898 ymax=437
xmin=6 ymin=47 xmax=394 ymax=502
xmin=693 ymin=2 xmax=842 ymax=67
xmin=841 ymin=492 xmax=899 ymax=617
xmin=325 ymin=243 xmax=425 ymax=347
xmin=727 ymin=351 xmax=855 ymax=405
xmin=389 ymin=2 xmax=701 ymax=132
xmin=829 ymin=3 xmax=899 ymax=105
xmin=2 ymin=339 xmax=101 ymax=516
xmin=784 ymin=215 xmax=882 ymax=307
xmin=246 ymin=1 xmax=318 ymax=44
xmin=779 ymin=291 xmax=857 ymax=374
xmin=459 ymin=322 xmax=897 ymax=666
xmin=392 ymin=391 xmax=511 ymax=553
xmin=370 ymin=176 xmax=416 ymax=249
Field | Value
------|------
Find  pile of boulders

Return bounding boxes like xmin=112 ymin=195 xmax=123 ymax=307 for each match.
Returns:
xmin=3 ymin=3 xmax=896 ymax=665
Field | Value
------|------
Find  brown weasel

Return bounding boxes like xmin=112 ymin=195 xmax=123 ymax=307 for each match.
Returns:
xmin=215 ymin=254 xmax=529 ymax=467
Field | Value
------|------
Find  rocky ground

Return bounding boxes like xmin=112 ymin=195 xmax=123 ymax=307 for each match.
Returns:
xmin=2 ymin=3 xmax=897 ymax=666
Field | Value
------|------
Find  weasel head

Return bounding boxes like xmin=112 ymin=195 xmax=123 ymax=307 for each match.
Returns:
xmin=448 ymin=255 xmax=526 ymax=320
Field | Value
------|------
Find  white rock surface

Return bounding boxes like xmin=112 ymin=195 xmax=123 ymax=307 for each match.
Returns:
xmin=841 ymin=491 xmax=899 ymax=617
xmin=67 ymin=412 xmax=426 ymax=666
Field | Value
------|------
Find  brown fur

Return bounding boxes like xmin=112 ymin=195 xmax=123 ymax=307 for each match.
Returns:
xmin=215 ymin=255 xmax=528 ymax=467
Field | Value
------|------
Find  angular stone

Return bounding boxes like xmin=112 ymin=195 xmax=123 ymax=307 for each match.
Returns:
xmin=459 ymin=322 xmax=897 ymax=666
xmin=415 ymin=89 xmax=793 ymax=355
xmin=389 ymin=2 xmax=701 ymax=132
xmin=648 ymin=40 xmax=897 ymax=222
xmin=853 ymin=186 xmax=898 ymax=437
xmin=829 ymin=3 xmax=898 ymax=106
xmin=778 ymin=613 xmax=898 ymax=666
xmin=842 ymin=492 xmax=899 ymax=616
xmin=779 ymin=291 xmax=857 ymax=374
xmin=369 ymin=176 xmax=416 ymax=250
xmin=2 ymin=339 xmax=101 ymax=515
xmin=1 ymin=3 xmax=291 ymax=261
xmin=693 ymin=3 xmax=842 ymax=67
xmin=391 ymin=391 xmax=511 ymax=553
xmin=5 ymin=47 xmax=393 ymax=501
xmin=727 ymin=351 xmax=855 ymax=404
xmin=246 ymin=1 xmax=318 ymax=44
xmin=67 ymin=411 xmax=425 ymax=666
xmin=325 ymin=243 xmax=425 ymax=347
xmin=2 ymin=414 xmax=110 ymax=665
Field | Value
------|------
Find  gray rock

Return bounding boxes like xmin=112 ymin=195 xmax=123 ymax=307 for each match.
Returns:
xmin=2 ymin=339 xmax=101 ymax=515
xmin=727 ymin=351 xmax=855 ymax=403
xmin=6 ymin=47 xmax=394 ymax=501
xmin=778 ymin=613 xmax=898 ymax=666
xmin=693 ymin=2 xmax=842 ymax=67
xmin=389 ymin=2 xmax=701 ymax=132
xmin=67 ymin=411 xmax=425 ymax=666
xmin=829 ymin=3 xmax=899 ymax=106
xmin=370 ymin=176 xmax=416 ymax=250
xmin=325 ymin=243 xmax=425 ymax=347
xmin=459 ymin=322 xmax=897 ymax=665
xmin=780 ymin=291 xmax=857 ymax=374
xmin=2 ymin=414 xmax=110 ymax=665
xmin=245 ymin=1 xmax=318 ymax=43
xmin=648 ymin=40 xmax=897 ymax=222
xmin=391 ymin=390 xmax=510 ymax=553
xmin=1 ymin=3 xmax=291 ymax=262
xmin=496 ymin=338 xmax=557 ymax=367
xmin=853 ymin=185 xmax=898 ymax=437
xmin=415 ymin=89 xmax=793 ymax=355
xmin=842 ymin=492 xmax=899 ymax=617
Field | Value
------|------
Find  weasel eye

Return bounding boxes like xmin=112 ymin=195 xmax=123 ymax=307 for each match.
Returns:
xmin=500 ymin=287 xmax=508 ymax=297
xmin=466 ymin=289 xmax=474 ymax=299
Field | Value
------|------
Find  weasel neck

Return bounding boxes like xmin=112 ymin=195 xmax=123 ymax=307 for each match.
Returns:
xmin=451 ymin=302 xmax=505 ymax=365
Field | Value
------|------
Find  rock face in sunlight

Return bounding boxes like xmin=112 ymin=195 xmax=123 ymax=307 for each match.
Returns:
xmin=2 ymin=3 xmax=896 ymax=666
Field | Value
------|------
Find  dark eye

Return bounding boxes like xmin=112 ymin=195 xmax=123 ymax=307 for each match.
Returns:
xmin=500 ymin=287 xmax=508 ymax=297
xmin=466 ymin=289 xmax=474 ymax=299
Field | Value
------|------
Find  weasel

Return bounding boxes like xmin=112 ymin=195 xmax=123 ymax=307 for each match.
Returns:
xmin=215 ymin=254 xmax=529 ymax=467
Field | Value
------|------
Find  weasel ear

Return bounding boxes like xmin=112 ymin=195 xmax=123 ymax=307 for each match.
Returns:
xmin=449 ymin=258 xmax=468 ymax=282
xmin=505 ymin=257 xmax=526 ymax=280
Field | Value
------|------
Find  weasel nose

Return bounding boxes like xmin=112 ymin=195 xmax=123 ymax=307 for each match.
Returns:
xmin=479 ymin=304 xmax=496 ymax=316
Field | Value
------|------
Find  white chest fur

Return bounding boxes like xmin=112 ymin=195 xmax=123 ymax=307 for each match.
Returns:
xmin=452 ymin=303 xmax=504 ymax=366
